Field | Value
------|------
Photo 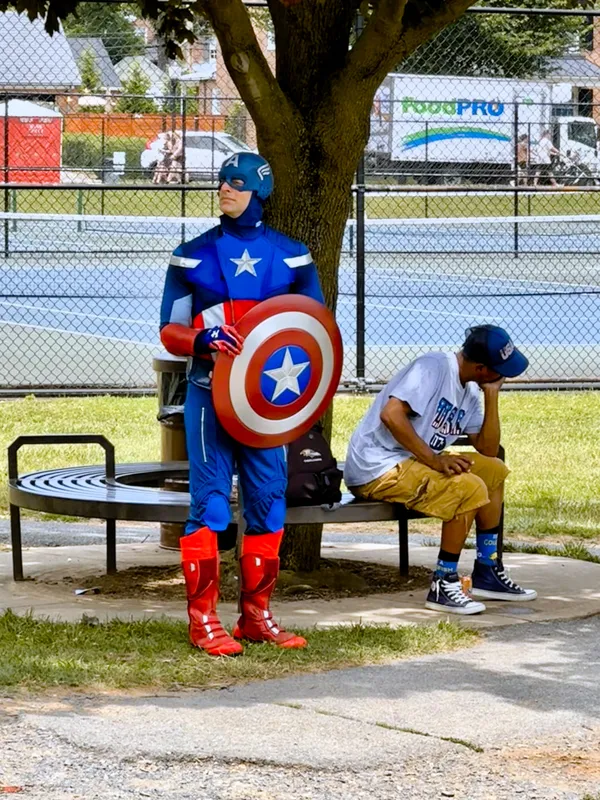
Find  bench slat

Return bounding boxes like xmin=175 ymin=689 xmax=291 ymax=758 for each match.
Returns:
xmin=9 ymin=463 xmax=403 ymax=524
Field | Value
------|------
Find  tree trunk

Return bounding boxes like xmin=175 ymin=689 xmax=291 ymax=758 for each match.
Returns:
xmin=280 ymin=521 xmax=323 ymax=572
xmin=262 ymin=126 xmax=359 ymax=571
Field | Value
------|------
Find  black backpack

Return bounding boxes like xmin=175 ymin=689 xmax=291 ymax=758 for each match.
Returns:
xmin=286 ymin=425 xmax=343 ymax=507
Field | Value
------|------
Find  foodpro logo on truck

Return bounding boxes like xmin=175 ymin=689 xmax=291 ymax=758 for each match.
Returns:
xmin=401 ymin=97 xmax=505 ymax=117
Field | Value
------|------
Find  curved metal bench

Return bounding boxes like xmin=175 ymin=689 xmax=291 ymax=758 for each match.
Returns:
xmin=8 ymin=434 xmax=504 ymax=584
xmin=7 ymin=434 xmax=410 ymax=582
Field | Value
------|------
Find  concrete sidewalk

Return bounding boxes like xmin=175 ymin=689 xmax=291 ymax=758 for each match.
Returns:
xmin=2 ymin=535 xmax=600 ymax=799
xmin=2 ymin=536 xmax=600 ymax=629
xmin=2 ymin=617 xmax=600 ymax=799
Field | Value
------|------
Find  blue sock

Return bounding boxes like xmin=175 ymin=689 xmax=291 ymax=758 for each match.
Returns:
xmin=476 ymin=527 xmax=499 ymax=566
xmin=435 ymin=549 xmax=459 ymax=579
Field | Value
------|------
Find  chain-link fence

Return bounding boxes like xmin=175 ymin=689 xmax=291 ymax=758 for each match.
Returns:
xmin=1 ymin=5 xmax=599 ymax=390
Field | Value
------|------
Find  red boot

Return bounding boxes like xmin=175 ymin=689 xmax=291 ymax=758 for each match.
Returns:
xmin=233 ymin=531 xmax=307 ymax=649
xmin=180 ymin=527 xmax=243 ymax=657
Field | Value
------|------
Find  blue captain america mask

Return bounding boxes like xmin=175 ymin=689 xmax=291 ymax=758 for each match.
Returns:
xmin=218 ymin=152 xmax=274 ymax=200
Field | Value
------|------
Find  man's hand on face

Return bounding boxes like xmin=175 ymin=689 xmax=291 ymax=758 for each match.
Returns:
xmin=432 ymin=453 xmax=474 ymax=477
xmin=482 ymin=375 xmax=506 ymax=394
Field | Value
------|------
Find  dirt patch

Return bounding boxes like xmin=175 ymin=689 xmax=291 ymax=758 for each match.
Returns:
xmin=499 ymin=735 xmax=600 ymax=792
xmin=52 ymin=552 xmax=433 ymax=603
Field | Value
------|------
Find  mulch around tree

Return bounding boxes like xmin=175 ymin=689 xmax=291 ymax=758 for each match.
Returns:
xmin=53 ymin=551 xmax=432 ymax=603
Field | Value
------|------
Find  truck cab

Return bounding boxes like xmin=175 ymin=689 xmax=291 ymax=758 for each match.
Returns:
xmin=551 ymin=116 xmax=598 ymax=161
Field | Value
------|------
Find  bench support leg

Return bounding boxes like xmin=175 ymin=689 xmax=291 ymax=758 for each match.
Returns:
xmin=106 ymin=519 xmax=117 ymax=575
xmin=398 ymin=515 xmax=409 ymax=578
xmin=10 ymin=503 xmax=24 ymax=581
xmin=498 ymin=503 xmax=505 ymax=560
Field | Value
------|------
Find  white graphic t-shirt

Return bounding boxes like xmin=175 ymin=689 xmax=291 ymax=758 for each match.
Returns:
xmin=534 ymin=136 xmax=554 ymax=165
xmin=344 ymin=352 xmax=484 ymax=488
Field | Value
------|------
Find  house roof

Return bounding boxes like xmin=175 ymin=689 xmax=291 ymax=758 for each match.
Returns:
xmin=0 ymin=99 xmax=62 ymax=117
xmin=177 ymin=62 xmax=217 ymax=83
xmin=68 ymin=37 xmax=121 ymax=90
xmin=114 ymin=56 xmax=168 ymax=84
xmin=0 ymin=11 xmax=81 ymax=90
xmin=545 ymin=55 xmax=600 ymax=84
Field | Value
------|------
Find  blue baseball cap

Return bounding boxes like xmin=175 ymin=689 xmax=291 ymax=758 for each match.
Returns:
xmin=462 ymin=325 xmax=529 ymax=378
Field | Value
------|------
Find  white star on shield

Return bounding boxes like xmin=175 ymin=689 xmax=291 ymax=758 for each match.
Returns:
xmin=231 ymin=249 xmax=261 ymax=277
xmin=264 ymin=348 xmax=310 ymax=402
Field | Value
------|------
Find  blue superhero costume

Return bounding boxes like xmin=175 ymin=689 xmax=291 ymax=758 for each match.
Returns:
xmin=161 ymin=153 xmax=324 ymax=655
xmin=160 ymin=158 xmax=323 ymax=538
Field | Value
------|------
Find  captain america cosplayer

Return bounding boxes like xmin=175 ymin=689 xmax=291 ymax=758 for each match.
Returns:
xmin=160 ymin=152 xmax=324 ymax=657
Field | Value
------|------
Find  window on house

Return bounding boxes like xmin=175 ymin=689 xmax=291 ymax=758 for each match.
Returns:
xmin=267 ymin=30 xmax=276 ymax=51
xmin=577 ymin=87 xmax=593 ymax=118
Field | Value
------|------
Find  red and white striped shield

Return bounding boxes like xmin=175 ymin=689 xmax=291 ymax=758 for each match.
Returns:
xmin=212 ymin=295 xmax=343 ymax=448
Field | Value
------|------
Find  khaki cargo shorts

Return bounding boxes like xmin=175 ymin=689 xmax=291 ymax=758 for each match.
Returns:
xmin=350 ymin=452 xmax=509 ymax=522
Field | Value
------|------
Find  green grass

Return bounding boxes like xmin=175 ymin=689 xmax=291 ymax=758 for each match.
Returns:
xmin=364 ymin=191 xmax=600 ymax=220
xmin=8 ymin=186 xmax=600 ymax=220
xmin=0 ymin=396 xmax=160 ymax=518
xmin=1 ymin=393 xmax=599 ymax=541
xmin=503 ymin=540 xmax=600 ymax=562
xmin=10 ymin=187 xmax=217 ymax=218
xmin=0 ymin=611 xmax=477 ymax=692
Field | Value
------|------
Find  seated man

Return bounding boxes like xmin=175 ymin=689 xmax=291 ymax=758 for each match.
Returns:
xmin=344 ymin=325 xmax=537 ymax=615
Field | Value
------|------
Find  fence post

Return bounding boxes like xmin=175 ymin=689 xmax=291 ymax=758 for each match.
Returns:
xmin=3 ymin=94 xmax=9 ymax=258
xmin=527 ymin=121 xmax=532 ymax=216
xmin=354 ymin=9 xmax=366 ymax=383
xmin=101 ymin=114 xmax=106 ymax=215
xmin=181 ymin=92 xmax=187 ymax=243
xmin=424 ymin=120 xmax=429 ymax=218
xmin=513 ymin=101 xmax=519 ymax=257
xmin=77 ymin=188 xmax=84 ymax=233
xmin=356 ymin=154 xmax=366 ymax=382
xmin=10 ymin=186 xmax=16 ymax=232
xmin=211 ymin=115 xmax=216 ymax=218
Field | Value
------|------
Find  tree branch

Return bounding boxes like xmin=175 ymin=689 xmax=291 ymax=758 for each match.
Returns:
xmin=202 ymin=0 xmax=298 ymax=151
xmin=394 ymin=0 xmax=481 ymax=68
xmin=341 ymin=0 xmax=410 ymax=86
xmin=341 ymin=0 xmax=479 ymax=91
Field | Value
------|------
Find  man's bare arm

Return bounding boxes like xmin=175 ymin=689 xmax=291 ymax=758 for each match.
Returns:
xmin=380 ymin=398 xmax=473 ymax=476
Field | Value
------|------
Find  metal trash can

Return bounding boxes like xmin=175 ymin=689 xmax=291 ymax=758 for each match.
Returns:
xmin=153 ymin=352 xmax=188 ymax=550
xmin=152 ymin=352 xmax=238 ymax=552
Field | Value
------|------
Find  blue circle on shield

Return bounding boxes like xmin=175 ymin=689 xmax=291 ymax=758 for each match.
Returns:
xmin=261 ymin=345 xmax=312 ymax=406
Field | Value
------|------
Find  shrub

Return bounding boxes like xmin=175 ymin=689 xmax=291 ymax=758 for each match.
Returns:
xmin=225 ymin=100 xmax=249 ymax=144
xmin=63 ymin=133 xmax=149 ymax=178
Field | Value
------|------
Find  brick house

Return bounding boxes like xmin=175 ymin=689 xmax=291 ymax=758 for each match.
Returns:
xmin=133 ymin=19 xmax=275 ymax=145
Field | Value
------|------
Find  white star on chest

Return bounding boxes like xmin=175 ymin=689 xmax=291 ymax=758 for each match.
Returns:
xmin=264 ymin=348 xmax=310 ymax=402
xmin=231 ymin=249 xmax=261 ymax=277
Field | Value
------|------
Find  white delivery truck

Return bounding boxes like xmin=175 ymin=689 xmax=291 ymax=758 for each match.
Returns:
xmin=367 ymin=73 xmax=600 ymax=183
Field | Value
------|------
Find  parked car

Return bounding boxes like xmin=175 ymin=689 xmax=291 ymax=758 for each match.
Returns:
xmin=140 ymin=131 xmax=253 ymax=181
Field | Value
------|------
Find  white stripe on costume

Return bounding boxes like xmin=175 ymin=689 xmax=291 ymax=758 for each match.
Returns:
xmin=170 ymin=255 xmax=202 ymax=269
xmin=283 ymin=253 xmax=313 ymax=269
xmin=202 ymin=303 xmax=226 ymax=329
xmin=170 ymin=295 xmax=192 ymax=326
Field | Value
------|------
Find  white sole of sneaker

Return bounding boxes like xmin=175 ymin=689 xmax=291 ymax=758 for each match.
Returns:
xmin=471 ymin=588 xmax=538 ymax=601
xmin=424 ymin=600 xmax=486 ymax=615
